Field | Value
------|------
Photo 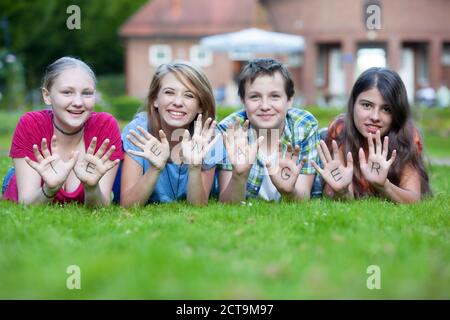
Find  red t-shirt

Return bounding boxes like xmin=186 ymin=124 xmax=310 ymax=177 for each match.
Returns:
xmin=3 ymin=110 xmax=124 ymax=203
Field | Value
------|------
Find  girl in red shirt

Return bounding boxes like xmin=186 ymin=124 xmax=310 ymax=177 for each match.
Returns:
xmin=2 ymin=57 xmax=123 ymax=206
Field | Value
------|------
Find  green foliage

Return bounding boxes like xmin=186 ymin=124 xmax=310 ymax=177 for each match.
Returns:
xmin=0 ymin=51 xmax=26 ymax=110
xmin=0 ymin=164 xmax=449 ymax=299
xmin=0 ymin=111 xmax=21 ymax=135
xmin=109 ymin=95 xmax=143 ymax=121
xmin=302 ymin=106 xmax=343 ymax=128
xmin=215 ymin=105 xmax=240 ymax=121
xmin=0 ymin=0 xmax=148 ymax=88
xmin=418 ymin=107 xmax=450 ymax=136
xmin=97 ymin=74 xmax=126 ymax=98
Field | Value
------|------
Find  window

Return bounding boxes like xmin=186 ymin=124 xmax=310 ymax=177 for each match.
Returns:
xmin=355 ymin=47 xmax=386 ymax=78
xmin=287 ymin=53 xmax=303 ymax=67
xmin=149 ymin=45 xmax=172 ymax=67
xmin=443 ymin=44 xmax=450 ymax=66
xmin=190 ymin=45 xmax=212 ymax=67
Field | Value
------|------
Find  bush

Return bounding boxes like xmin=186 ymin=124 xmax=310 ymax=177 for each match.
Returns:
xmin=0 ymin=111 xmax=21 ymax=135
xmin=216 ymin=105 xmax=240 ymax=121
xmin=302 ymin=106 xmax=343 ymax=128
xmin=109 ymin=96 xmax=143 ymax=121
xmin=97 ymin=74 xmax=126 ymax=97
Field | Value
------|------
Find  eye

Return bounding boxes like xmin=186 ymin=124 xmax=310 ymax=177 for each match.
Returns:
xmin=62 ymin=90 xmax=72 ymax=95
xmin=249 ymin=94 xmax=259 ymax=100
xmin=382 ymin=106 xmax=392 ymax=113
xmin=271 ymin=94 xmax=281 ymax=99
xmin=361 ymin=102 xmax=371 ymax=109
xmin=184 ymin=92 xmax=195 ymax=99
xmin=164 ymin=90 xmax=174 ymax=95
xmin=82 ymin=91 xmax=94 ymax=96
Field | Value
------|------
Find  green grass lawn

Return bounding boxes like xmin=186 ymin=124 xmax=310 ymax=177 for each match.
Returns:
xmin=0 ymin=154 xmax=449 ymax=299
xmin=0 ymin=107 xmax=449 ymax=299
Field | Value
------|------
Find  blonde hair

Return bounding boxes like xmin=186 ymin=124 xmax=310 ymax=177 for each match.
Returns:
xmin=146 ymin=61 xmax=215 ymax=137
xmin=42 ymin=56 xmax=96 ymax=90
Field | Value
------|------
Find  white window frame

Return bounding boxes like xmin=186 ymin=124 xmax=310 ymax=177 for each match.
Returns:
xmin=190 ymin=45 xmax=212 ymax=67
xmin=149 ymin=45 xmax=172 ymax=67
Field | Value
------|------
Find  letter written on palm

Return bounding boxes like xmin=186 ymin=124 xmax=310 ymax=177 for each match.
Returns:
xmin=222 ymin=120 xmax=264 ymax=176
xmin=181 ymin=115 xmax=219 ymax=167
xmin=74 ymin=137 xmax=120 ymax=187
xmin=359 ymin=130 xmax=397 ymax=188
xmin=312 ymin=140 xmax=353 ymax=193
xmin=266 ymin=142 xmax=305 ymax=194
xmin=126 ymin=126 xmax=170 ymax=170
xmin=25 ymin=135 xmax=79 ymax=190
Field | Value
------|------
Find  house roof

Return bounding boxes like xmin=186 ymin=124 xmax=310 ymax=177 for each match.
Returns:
xmin=119 ymin=0 xmax=270 ymax=38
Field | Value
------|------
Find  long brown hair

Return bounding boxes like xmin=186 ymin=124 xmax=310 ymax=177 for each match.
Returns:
xmin=330 ymin=67 xmax=431 ymax=198
xmin=146 ymin=61 xmax=215 ymax=138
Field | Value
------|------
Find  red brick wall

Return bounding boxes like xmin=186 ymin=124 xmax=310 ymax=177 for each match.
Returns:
xmin=265 ymin=0 xmax=450 ymax=104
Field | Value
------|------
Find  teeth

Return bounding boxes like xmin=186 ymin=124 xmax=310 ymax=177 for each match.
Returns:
xmin=169 ymin=111 xmax=185 ymax=116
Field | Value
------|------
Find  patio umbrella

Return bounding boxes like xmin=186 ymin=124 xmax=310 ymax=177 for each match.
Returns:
xmin=200 ymin=28 xmax=305 ymax=54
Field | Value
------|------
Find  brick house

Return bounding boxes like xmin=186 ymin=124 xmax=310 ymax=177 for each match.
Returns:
xmin=119 ymin=0 xmax=450 ymax=106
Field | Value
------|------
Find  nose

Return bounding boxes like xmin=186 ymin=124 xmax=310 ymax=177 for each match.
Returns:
xmin=72 ymin=93 xmax=83 ymax=107
xmin=260 ymin=97 xmax=271 ymax=111
xmin=369 ymin=107 xmax=380 ymax=122
xmin=172 ymin=93 xmax=183 ymax=107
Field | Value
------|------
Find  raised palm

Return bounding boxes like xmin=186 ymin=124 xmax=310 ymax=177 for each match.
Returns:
xmin=223 ymin=120 xmax=263 ymax=175
xmin=127 ymin=126 xmax=170 ymax=170
xmin=74 ymin=137 xmax=120 ymax=187
xmin=181 ymin=115 xmax=219 ymax=167
xmin=359 ymin=131 xmax=397 ymax=188
xmin=266 ymin=143 xmax=305 ymax=194
xmin=312 ymin=140 xmax=353 ymax=193
xmin=25 ymin=135 xmax=78 ymax=190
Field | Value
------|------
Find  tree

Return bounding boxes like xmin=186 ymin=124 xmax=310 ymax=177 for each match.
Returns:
xmin=0 ymin=0 xmax=148 ymax=89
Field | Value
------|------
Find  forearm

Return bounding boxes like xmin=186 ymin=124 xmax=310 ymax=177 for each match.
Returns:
xmin=84 ymin=183 xmax=110 ymax=207
xmin=219 ymin=171 xmax=249 ymax=203
xmin=121 ymin=166 xmax=161 ymax=207
xmin=323 ymin=183 xmax=354 ymax=200
xmin=187 ymin=166 xmax=208 ymax=206
xmin=290 ymin=185 xmax=312 ymax=201
xmin=282 ymin=190 xmax=310 ymax=201
xmin=284 ymin=174 xmax=316 ymax=201
xmin=18 ymin=183 xmax=59 ymax=205
xmin=281 ymin=187 xmax=311 ymax=201
xmin=375 ymin=179 xmax=421 ymax=204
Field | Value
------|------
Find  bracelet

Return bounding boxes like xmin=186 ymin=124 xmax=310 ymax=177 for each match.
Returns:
xmin=42 ymin=184 xmax=55 ymax=199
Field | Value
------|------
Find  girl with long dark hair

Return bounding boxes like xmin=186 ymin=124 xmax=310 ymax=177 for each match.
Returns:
xmin=312 ymin=67 xmax=430 ymax=203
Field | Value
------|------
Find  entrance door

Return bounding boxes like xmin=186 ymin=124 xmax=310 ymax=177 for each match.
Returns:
xmin=355 ymin=47 xmax=387 ymax=79
xmin=328 ymin=48 xmax=345 ymax=97
xmin=399 ymin=47 xmax=415 ymax=103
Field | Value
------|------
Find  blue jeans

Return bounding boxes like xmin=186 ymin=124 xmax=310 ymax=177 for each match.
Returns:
xmin=311 ymin=173 xmax=323 ymax=198
xmin=2 ymin=167 xmax=15 ymax=195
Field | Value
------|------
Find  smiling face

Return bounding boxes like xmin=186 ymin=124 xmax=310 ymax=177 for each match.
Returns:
xmin=243 ymin=72 xmax=292 ymax=131
xmin=353 ymin=87 xmax=393 ymax=138
xmin=153 ymin=72 xmax=201 ymax=130
xmin=42 ymin=66 xmax=96 ymax=133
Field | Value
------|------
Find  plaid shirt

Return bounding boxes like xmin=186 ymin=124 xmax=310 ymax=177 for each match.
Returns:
xmin=217 ymin=107 xmax=320 ymax=198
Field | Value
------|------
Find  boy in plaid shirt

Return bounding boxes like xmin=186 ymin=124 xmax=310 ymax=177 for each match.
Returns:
xmin=217 ymin=58 xmax=320 ymax=202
